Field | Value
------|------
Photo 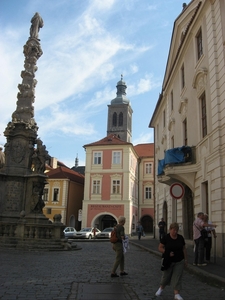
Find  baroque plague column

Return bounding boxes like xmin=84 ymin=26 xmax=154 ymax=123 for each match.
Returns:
xmin=0 ymin=13 xmax=70 ymax=250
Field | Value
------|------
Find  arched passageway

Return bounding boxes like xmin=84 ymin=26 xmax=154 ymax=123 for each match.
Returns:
xmin=94 ymin=214 xmax=117 ymax=230
xmin=140 ymin=215 xmax=153 ymax=233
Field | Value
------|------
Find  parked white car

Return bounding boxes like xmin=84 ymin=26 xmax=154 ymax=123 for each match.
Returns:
xmin=63 ymin=227 xmax=77 ymax=238
xmin=96 ymin=227 xmax=114 ymax=239
xmin=75 ymin=227 xmax=101 ymax=239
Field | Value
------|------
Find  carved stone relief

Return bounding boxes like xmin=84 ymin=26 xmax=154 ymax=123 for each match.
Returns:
xmin=178 ymin=98 xmax=188 ymax=115
xmin=192 ymin=68 xmax=208 ymax=98
xmin=168 ymin=118 xmax=175 ymax=131
xmin=11 ymin=141 xmax=26 ymax=164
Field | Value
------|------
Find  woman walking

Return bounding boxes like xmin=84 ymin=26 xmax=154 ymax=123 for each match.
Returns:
xmin=155 ymin=222 xmax=187 ymax=300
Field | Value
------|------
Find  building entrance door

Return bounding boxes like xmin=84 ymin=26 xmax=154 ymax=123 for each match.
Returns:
xmin=98 ymin=214 xmax=117 ymax=230
xmin=141 ymin=215 xmax=153 ymax=233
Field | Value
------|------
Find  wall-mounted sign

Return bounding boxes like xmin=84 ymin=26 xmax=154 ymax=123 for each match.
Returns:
xmin=78 ymin=209 xmax=82 ymax=222
xmin=170 ymin=182 xmax=184 ymax=199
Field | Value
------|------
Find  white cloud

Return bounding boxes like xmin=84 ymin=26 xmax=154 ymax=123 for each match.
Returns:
xmin=133 ymin=132 xmax=154 ymax=145
xmin=84 ymin=86 xmax=115 ymax=110
xmin=130 ymin=64 xmax=138 ymax=74
xmin=137 ymin=77 xmax=154 ymax=94
xmin=37 ymin=104 xmax=97 ymax=139
xmin=88 ymin=0 xmax=116 ymax=12
xmin=128 ymin=74 xmax=160 ymax=97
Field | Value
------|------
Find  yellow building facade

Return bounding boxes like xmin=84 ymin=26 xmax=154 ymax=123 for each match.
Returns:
xmin=43 ymin=166 xmax=84 ymax=230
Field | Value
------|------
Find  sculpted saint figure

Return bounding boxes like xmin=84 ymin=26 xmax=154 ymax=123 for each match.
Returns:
xmin=30 ymin=12 xmax=44 ymax=39
xmin=0 ymin=147 xmax=5 ymax=168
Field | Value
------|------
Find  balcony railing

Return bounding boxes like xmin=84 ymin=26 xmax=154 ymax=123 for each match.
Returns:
xmin=158 ymin=146 xmax=195 ymax=175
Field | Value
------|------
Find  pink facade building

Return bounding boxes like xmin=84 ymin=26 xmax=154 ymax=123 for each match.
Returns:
xmin=81 ymin=78 xmax=154 ymax=235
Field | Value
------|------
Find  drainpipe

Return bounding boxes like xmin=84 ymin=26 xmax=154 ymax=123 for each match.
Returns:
xmin=137 ymin=157 xmax=141 ymax=223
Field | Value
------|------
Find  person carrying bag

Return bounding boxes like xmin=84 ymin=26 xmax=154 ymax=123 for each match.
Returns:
xmin=155 ymin=222 xmax=187 ymax=300
xmin=193 ymin=212 xmax=217 ymax=267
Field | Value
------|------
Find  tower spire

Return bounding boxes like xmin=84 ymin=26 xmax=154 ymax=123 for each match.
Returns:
xmin=107 ymin=76 xmax=133 ymax=142
xmin=110 ymin=76 xmax=129 ymax=104
xmin=75 ymin=154 xmax=79 ymax=168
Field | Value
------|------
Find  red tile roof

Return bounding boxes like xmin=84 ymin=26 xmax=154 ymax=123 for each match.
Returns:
xmin=47 ymin=166 xmax=84 ymax=184
xmin=45 ymin=159 xmax=69 ymax=171
xmin=134 ymin=143 xmax=154 ymax=157
xmin=83 ymin=134 xmax=132 ymax=148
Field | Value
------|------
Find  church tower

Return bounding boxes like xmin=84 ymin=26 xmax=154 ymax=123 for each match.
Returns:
xmin=107 ymin=76 xmax=133 ymax=142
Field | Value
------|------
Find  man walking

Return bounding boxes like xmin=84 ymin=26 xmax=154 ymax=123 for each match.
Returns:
xmin=158 ymin=218 xmax=166 ymax=241
xmin=136 ymin=222 xmax=143 ymax=240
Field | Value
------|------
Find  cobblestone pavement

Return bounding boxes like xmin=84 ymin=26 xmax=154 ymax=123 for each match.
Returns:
xmin=0 ymin=241 xmax=224 ymax=300
xmin=129 ymin=235 xmax=225 ymax=288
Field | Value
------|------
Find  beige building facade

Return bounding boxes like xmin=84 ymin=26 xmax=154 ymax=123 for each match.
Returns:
xmin=150 ymin=0 xmax=225 ymax=257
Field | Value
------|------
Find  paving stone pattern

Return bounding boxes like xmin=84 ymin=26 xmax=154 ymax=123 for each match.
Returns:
xmin=0 ymin=242 xmax=224 ymax=300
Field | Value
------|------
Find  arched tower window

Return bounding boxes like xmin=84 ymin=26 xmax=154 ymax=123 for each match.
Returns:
xmin=119 ymin=112 xmax=123 ymax=126
xmin=112 ymin=112 xmax=117 ymax=126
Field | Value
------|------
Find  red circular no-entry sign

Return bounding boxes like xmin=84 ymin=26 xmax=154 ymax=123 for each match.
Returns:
xmin=170 ymin=182 xmax=184 ymax=199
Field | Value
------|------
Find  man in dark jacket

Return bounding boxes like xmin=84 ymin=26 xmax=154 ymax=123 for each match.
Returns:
xmin=158 ymin=218 xmax=166 ymax=240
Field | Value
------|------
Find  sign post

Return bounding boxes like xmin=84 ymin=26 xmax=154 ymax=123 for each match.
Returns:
xmin=170 ymin=182 xmax=184 ymax=199
xmin=78 ymin=209 xmax=82 ymax=222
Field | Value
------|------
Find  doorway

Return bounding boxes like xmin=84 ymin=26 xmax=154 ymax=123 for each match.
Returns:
xmin=182 ymin=185 xmax=194 ymax=239
xmin=97 ymin=214 xmax=117 ymax=230
xmin=141 ymin=215 xmax=153 ymax=233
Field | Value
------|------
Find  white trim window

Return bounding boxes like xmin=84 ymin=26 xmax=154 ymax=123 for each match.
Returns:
xmin=112 ymin=180 xmax=121 ymax=194
xmin=196 ymin=27 xmax=203 ymax=60
xmin=53 ymin=188 xmax=59 ymax=202
xmin=43 ymin=188 xmax=49 ymax=202
xmin=145 ymin=163 xmax=152 ymax=174
xmin=145 ymin=187 xmax=152 ymax=199
xmin=200 ymin=92 xmax=207 ymax=138
xmin=93 ymin=152 xmax=102 ymax=165
xmin=181 ymin=64 xmax=185 ymax=89
xmin=92 ymin=179 xmax=101 ymax=194
xmin=112 ymin=151 xmax=121 ymax=164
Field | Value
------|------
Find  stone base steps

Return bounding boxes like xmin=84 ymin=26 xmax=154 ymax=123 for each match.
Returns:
xmin=0 ymin=236 xmax=82 ymax=251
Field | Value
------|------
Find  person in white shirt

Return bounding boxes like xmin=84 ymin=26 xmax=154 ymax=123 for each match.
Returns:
xmin=193 ymin=212 xmax=216 ymax=267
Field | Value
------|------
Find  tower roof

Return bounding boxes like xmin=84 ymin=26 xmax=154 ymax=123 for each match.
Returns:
xmin=111 ymin=75 xmax=130 ymax=105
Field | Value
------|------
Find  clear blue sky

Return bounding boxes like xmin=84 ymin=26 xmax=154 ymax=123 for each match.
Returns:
xmin=0 ymin=0 xmax=187 ymax=167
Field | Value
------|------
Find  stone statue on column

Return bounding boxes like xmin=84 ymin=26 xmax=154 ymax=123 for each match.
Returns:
xmin=30 ymin=12 xmax=44 ymax=40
